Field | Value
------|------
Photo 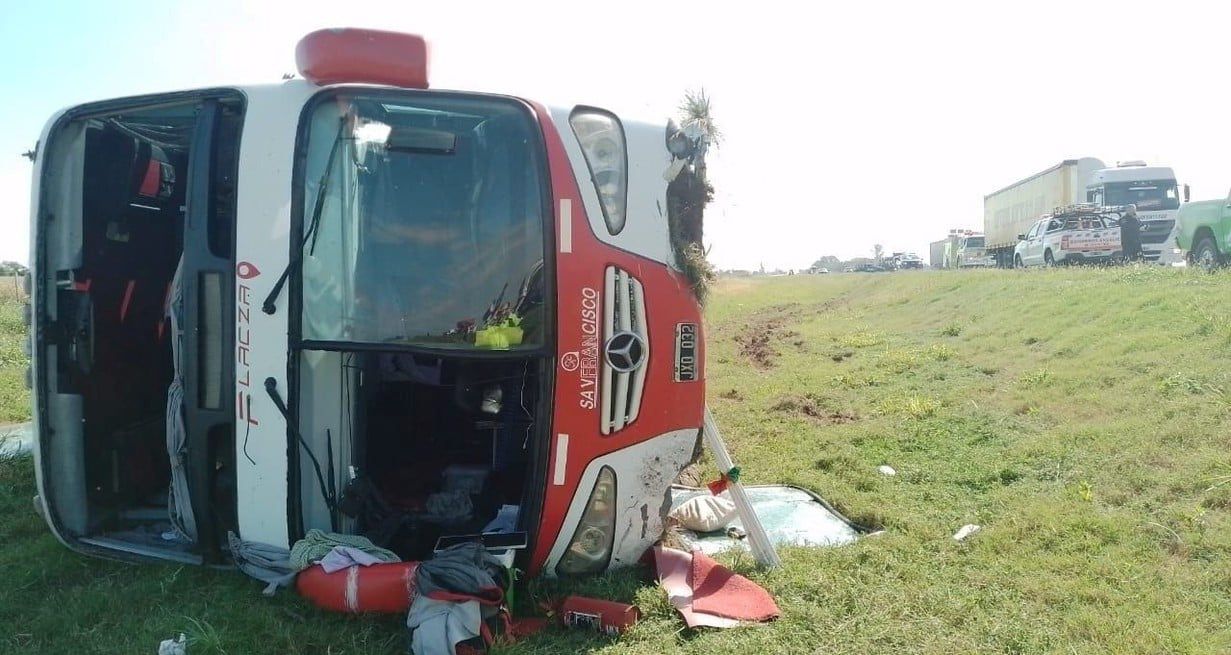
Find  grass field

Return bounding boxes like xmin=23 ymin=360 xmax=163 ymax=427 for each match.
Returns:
xmin=4 ymin=268 xmax=1231 ymax=653
xmin=0 ymin=277 xmax=28 ymax=425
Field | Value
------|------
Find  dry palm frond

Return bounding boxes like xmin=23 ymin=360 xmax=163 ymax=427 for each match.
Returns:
xmin=679 ymin=88 xmax=722 ymax=147
xmin=680 ymin=242 xmax=717 ymax=304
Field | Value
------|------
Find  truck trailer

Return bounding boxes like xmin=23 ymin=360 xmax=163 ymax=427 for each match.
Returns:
xmin=24 ymin=29 xmax=711 ymax=579
xmin=928 ymin=239 xmax=948 ymax=269
xmin=983 ymin=158 xmax=1105 ymax=268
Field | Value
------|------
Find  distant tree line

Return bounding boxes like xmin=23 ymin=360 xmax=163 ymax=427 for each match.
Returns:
xmin=808 ymin=255 xmax=878 ymax=271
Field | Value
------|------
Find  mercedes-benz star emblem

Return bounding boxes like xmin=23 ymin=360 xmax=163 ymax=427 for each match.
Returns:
xmin=605 ymin=331 xmax=646 ymax=373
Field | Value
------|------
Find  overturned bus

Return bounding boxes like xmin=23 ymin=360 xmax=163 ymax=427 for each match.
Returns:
xmin=25 ymin=29 xmax=710 ymax=578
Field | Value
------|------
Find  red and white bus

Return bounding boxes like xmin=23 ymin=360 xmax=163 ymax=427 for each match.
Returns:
xmin=25 ymin=29 xmax=708 ymax=577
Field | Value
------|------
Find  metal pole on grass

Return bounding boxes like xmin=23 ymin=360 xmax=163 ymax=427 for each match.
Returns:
xmin=702 ymin=406 xmax=782 ymax=569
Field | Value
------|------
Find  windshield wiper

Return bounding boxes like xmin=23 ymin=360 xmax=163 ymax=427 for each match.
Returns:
xmin=263 ymin=117 xmax=347 ymax=315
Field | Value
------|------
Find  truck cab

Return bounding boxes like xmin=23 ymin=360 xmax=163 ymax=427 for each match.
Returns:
xmin=955 ymin=234 xmax=994 ymax=268
xmin=26 ymin=29 xmax=708 ymax=578
xmin=1085 ymin=162 xmax=1184 ymax=265
xmin=1175 ymin=188 xmax=1231 ymax=269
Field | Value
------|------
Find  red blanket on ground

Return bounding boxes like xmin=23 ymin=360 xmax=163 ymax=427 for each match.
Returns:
xmin=653 ymin=546 xmax=779 ymax=627
xmin=689 ymin=550 xmax=780 ymax=621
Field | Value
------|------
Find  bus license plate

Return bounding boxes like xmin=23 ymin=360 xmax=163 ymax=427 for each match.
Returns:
xmin=675 ymin=323 xmax=698 ymax=382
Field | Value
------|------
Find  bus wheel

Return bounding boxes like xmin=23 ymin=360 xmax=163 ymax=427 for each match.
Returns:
xmin=1194 ymin=237 xmax=1222 ymax=273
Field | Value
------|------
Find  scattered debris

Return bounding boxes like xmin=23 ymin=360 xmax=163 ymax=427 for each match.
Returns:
xmin=668 ymin=485 xmax=862 ymax=554
xmin=560 ymin=596 xmax=641 ymax=635
xmin=157 ymin=634 xmax=187 ymax=655
xmin=673 ymin=462 xmax=705 ymax=487
xmin=289 ymin=529 xmax=399 ymax=571
xmin=705 ymin=466 xmax=742 ymax=495
xmin=953 ymin=524 xmax=981 ymax=541
xmin=668 ymin=495 xmax=736 ymax=532
xmin=407 ymin=543 xmax=507 ymax=655
xmin=878 ymin=465 xmax=897 ymax=476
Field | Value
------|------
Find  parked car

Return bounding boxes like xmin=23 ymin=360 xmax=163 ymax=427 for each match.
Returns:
xmin=896 ymin=253 xmax=924 ymax=269
xmin=1014 ymin=205 xmax=1126 ymax=267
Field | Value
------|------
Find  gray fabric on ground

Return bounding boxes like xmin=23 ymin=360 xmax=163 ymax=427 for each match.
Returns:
xmin=289 ymin=528 xmax=399 ymax=571
xmin=407 ymin=543 xmax=506 ymax=655
xmin=415 ymin=542 xmax=503 ymax=599
xmin=407 ymin=597 xmax=481 ymax=655
xmin=228 ymin=532 xmax=298 ymax=596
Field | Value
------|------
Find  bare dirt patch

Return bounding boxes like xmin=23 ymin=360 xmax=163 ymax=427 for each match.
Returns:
xmin=770 ymin=394 xmax=858 ymax=424
xmin=830 ymin=349 xmax=855 ymax=362
xmin=735 ymin=329 xmax=778 ymax=368
xmin=718 ymin=388 xmax=744 ymax=401
xmin=734 ymin=304 xmax=803 ymax=368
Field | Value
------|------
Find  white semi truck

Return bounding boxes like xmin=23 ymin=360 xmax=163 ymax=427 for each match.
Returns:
xmin=1086 ymin=162 xmax=1185 ymax=265
xmin=984 ymin=159 xmax=1186 ymax=267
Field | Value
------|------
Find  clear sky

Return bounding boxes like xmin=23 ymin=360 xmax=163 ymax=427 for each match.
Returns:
xmin=3 ymin=0 xmax=1230 ymax=270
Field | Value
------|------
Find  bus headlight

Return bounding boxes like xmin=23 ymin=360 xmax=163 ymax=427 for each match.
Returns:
xmin=555 ymin=466 xmax=617 ymax=576
xmin=570 ymin=109 xmax=627 ymax=236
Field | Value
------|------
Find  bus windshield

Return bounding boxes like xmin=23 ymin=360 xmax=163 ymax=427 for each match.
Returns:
xmin=297 ymin=92 xmax=549 ymax=350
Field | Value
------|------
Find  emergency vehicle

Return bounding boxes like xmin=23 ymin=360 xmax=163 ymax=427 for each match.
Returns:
xmin=1013 ymin=204 xmax=1129 ymax=267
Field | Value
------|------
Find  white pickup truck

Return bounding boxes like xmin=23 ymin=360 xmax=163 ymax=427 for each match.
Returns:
xmin=1013 ymin=205 xmax=1127 ymax=267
